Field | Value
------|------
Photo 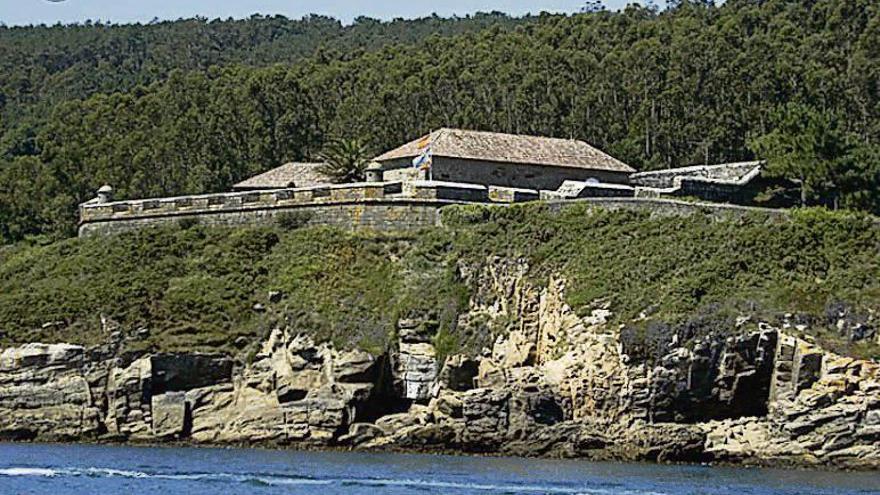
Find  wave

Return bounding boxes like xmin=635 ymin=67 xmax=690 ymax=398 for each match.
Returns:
xmin=0 ymin=465 xmax=666 ymax=494
xmin=0 ymin=466 xmax=337 ymax=486
xmin=85 ymin=468 xmax=151 ymax=478
xmin=0 ymin=468 xmax=60 ymax=477
xmin=338 ymin=477 xmax=665 ymax=495
xmin=341 ymin=477 xmax=602 ymax=492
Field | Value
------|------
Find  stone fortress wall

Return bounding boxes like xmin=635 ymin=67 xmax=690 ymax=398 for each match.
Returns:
xmin=79 ymin=177 xmax=786 ymax=237
xmin=79 ymin=181 xmax=465 ymax=237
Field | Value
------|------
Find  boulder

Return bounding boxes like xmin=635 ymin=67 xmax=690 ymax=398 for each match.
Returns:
xmin=376 ymin=405 xmax=432 ymax=434
xmin=339 ymin=423 xmax=385 ymax=446
xmin=430 ymin=391 xmax=464 ymax=419
xmin=393 ymin=423 xmax=459 ymax=448
xmin=461 ymin=388 xmax=510 ymax=449
xmin=333 ymin=349 xmax=376 ymax=383
xmin=151 ymin=392 xmax=188 ymax=438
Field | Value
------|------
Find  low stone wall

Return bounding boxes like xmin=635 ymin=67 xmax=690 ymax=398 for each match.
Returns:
xmin=544 ymin=197 xmax=787 ymax=220
xmin=79 ymin=200 xmax=451 ymax=237
xmin=78 ymin=181 xmax=488 ymax=237
xmin=80 ymin=182 xmax=405 ymax=224
xmin=631 ymin=162 xmax=761 ymax=188
xmin=80 ymin=180 xmax=795 ymax=237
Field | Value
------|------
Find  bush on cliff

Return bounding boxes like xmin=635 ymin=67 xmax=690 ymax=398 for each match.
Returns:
xmin=445 ymin=203 xmax=880 ymax=357
xmin=0 ymin=205 xmax=878 ymax=359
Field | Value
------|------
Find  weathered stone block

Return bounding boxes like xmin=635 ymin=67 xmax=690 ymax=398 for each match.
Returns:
xmin=151 ymin=392 xmax=188 ymax=438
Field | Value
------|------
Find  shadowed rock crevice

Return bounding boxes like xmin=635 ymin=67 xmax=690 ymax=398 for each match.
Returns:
xmin=350 ymin=353 xmax=409 ymax=424
xmin=150 ymin=354 xmax=233 ymax=394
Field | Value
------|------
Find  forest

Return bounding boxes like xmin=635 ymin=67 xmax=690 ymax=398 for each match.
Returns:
xmin=1 ymin=0 xmax=880 ymax=243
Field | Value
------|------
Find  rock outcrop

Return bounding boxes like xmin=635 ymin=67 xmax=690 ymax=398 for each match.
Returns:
xmin=0 ymin=259 xmax=878 ymax=469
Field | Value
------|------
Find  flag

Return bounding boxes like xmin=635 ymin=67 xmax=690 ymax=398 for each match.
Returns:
xmin=412 ymin=149 xmax=432 ymax=169
xmin=413 ymin=132 xmax=433 ymax=172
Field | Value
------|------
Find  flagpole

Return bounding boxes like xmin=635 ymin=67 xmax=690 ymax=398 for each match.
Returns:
xmin=415 ymin=128 xmax=434 ymax=182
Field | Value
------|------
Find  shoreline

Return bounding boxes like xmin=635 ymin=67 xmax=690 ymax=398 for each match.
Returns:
xmin=1 ymin=438 xmax=874 ymax=473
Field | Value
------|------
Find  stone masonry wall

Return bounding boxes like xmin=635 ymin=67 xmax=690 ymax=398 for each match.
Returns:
xmin=78 ymin=181 xmax=486 ymax=237
xmin=544 ymin=197 xmax=787 ymax=220
xmin=79 ymin=202 xmax=445 ymax=237
xmin=381 ymin=157 xmax=631 ymax=190
xmin=79 ymin=173 xmax=802 ymax=238
xmin=81 ymin=196 xmax=793 ymax=237
xmin=630 ymin=163 xmax=760 ymax=189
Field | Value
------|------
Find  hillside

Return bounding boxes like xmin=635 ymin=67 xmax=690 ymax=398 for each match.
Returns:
xmin=2 ymin=205 xmax=880 ymax=468
xmin=3 ymin=1 xmax=880 ymax=242
xmin=1 ymin=204 xmax=877 ymax=360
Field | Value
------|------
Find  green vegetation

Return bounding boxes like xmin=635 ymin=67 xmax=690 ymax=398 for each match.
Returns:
xmin=4 ymin=1 xmax=880 ymax=242
xmin=275 ymin=210 xmax=314 ymax=230
xmin=0 ymin=206 xmax=878 ymax=359
xmin=317 ymin=137 xmax=372 ymax=183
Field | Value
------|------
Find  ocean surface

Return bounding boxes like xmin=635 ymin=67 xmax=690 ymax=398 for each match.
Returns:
xmin=0 ymin=443 xmax=878 ymax=495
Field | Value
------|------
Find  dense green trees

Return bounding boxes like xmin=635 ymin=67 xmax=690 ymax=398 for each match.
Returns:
xmin=2 ymin=1 xmax=880 ymax=243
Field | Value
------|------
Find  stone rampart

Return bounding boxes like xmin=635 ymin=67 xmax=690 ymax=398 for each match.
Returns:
xmin=79 ymin=180 xmax=794 ymax=237
xmin=543 ymin=197 xmax=788 ymax=220
xmin=630 ymin=162 xmax=762 ymax=189
xmin=79 ymin=201 xmax=450 ymax=237
xmin=78 ymin=181 xmax=484 ymax=237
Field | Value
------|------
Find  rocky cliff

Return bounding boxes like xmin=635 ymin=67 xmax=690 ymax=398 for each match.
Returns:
xmin=1 ymin=257 xmax=878 ymax=469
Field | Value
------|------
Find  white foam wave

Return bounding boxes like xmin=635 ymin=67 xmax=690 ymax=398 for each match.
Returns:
xmin=253 ymin=477 xmax=335 ymax=486
xmin=86 ymin=468 xmax=150 ymax=478
xmin=339 ymin=477 xmax=633 ymax=494
xmin=0 ymin=466 xmax=331 ymax=485
xmin=341 ymin=478 xmax=668 ymax=495
xmin=0 ymin=466 xmax=666 ymax=495
xmin=0 ymin=467 xmax=60 ymax=477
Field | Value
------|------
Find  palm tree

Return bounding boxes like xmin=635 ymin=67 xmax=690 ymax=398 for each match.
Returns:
xmin=317 ymin=138 xmax=372 ymax=183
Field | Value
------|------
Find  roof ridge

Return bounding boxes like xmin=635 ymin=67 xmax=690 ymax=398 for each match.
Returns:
xmin=373 ymin=129 xmax=635 ymax=173
xmin=438 ymin=127 xmax=580 ymax=141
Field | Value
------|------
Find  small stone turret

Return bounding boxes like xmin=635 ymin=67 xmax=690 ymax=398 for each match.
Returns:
xmin=96 ymin=185 xmax=113 ymax=204
xmin=365 ymin=163 xmax=384 ymax=183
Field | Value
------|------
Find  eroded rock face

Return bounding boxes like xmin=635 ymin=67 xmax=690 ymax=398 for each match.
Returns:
xmin=189 ymin=329 xmax=379 ymax=445
xmin=0 ymin=344 xmax=100 ymax=440
xmin=0 ymin=260 xmax=878 ymax=469
xmin=396 ymin=319 xmax=439 ymax=401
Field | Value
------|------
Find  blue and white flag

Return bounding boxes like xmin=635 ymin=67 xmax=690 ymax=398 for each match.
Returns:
xmin=412 ymin=149 xmax=432 ymax=169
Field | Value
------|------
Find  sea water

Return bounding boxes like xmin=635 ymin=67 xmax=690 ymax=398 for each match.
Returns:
xmin=0 ymin=443 xmax=878 ymax=495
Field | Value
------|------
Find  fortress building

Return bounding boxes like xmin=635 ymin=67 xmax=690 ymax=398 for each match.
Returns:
xmin=78 ymin=128 xmax=791 ymax=237
xmin=375 ymin=128 xmax=635 ymax=190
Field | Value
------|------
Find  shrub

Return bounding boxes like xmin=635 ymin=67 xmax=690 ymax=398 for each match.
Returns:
xmin=177 ymin=217 xmax=201 ymax=230
xmin=275 ymin=210 xmax=313 ymax=230
xmin=0 ymin=205 xmax=878 ymax=361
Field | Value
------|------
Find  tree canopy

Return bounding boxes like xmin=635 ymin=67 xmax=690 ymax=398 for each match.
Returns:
xmin=2 ymin=1 xmax=880 ymax=243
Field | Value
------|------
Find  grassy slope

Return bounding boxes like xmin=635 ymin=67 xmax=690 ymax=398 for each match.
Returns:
xmin=0 ymin=204 xmax=877 ymax=359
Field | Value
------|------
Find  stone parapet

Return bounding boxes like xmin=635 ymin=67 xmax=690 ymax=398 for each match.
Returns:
xmin=543 ymin=197 xmax=788 ymax=220
xmin=78 ymin=180 xmax=798 ymax=238
xmin=78 ymin=181 xmax=495 ymax=237
xmin=80 ymin=182 xmax=405 ymax=224
xmin=404 ymin=181 xmax=489 ymax=202
xmin=488 ymin=186 xmax=540 ymax=203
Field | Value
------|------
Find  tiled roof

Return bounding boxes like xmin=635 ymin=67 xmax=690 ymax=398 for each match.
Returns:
xmin=233 ymin=163 xmax=331 ymax=190
xmin=374 ymin=128 xmax=635 ymax=173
